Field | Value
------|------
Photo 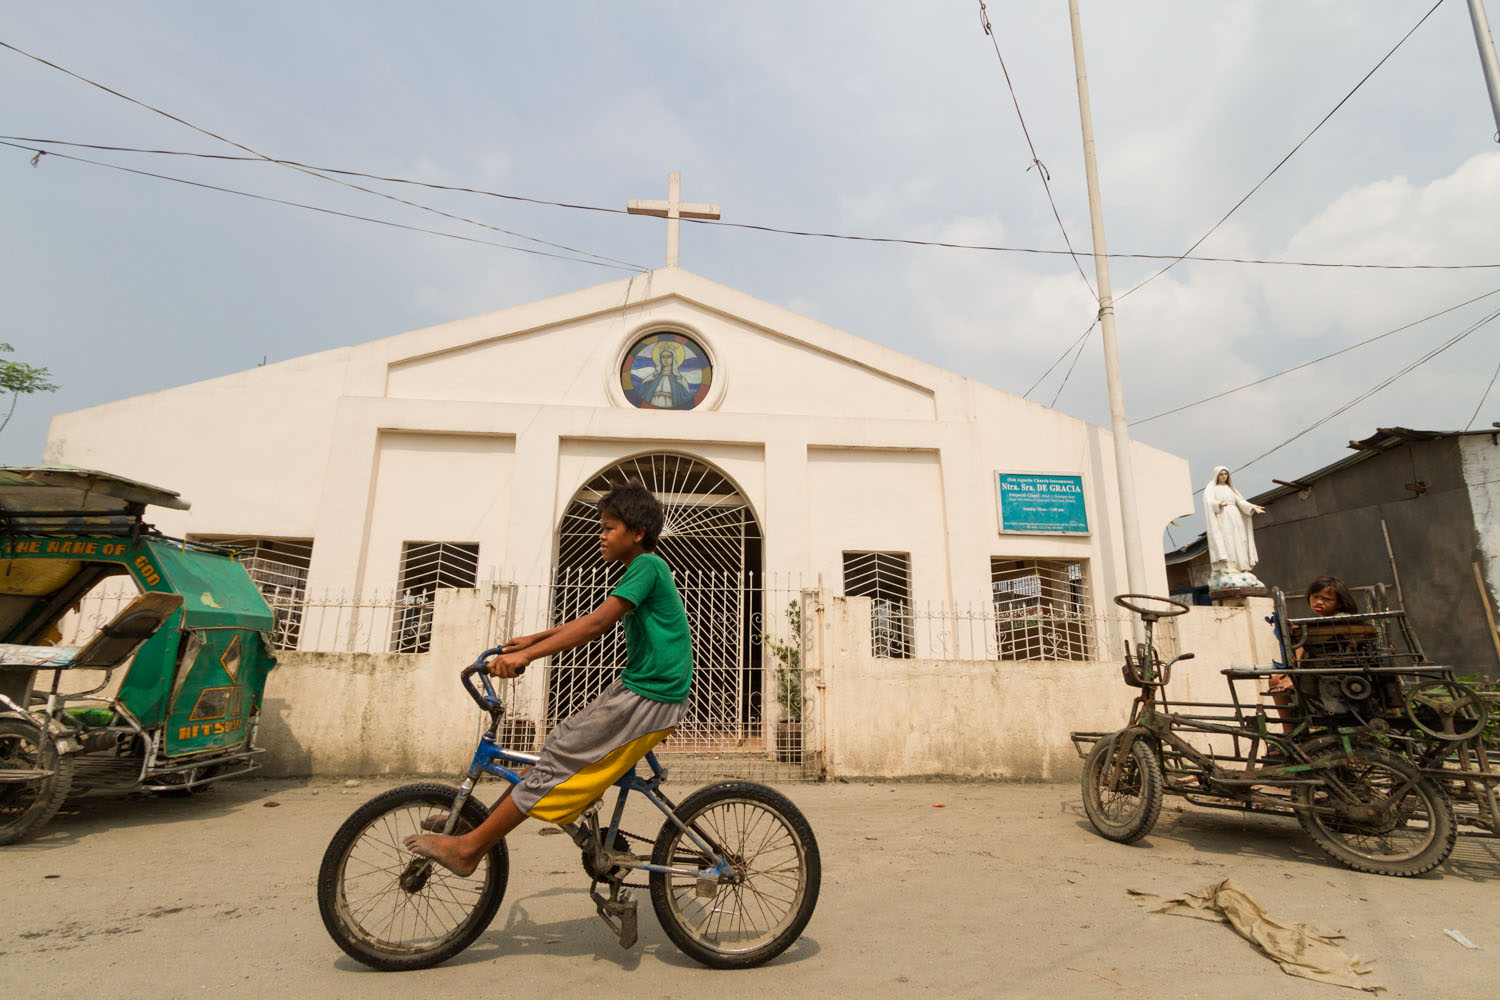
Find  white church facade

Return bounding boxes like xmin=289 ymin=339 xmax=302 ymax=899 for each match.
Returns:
xmin=45 ymin=266 xmax=1191 ymax=760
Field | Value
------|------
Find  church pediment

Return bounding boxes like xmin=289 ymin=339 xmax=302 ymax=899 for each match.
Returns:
xmin=380 ymin=271 xmax=940 ymax=420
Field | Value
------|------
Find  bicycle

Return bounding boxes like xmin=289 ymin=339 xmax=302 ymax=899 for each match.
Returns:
xmin=317 ymin=649 xmax=821 ymax=970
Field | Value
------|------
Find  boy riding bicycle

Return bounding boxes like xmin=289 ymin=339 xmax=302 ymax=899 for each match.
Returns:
xmin=404 ymin=483 xmax=693 ymax=875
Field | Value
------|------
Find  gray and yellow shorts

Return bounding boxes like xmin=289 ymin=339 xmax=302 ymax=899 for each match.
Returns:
xmin=511 ymin=680 xmax=683 ymax=824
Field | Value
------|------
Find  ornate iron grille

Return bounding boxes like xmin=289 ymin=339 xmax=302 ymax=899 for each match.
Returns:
xmin=843 ymin=551 xmax=913 ymax=658
xmin=392 ymin=541 xmax=479 ymax=653
xmin=547 ymin=454 xmax=763 ymax=749
xmin=191 ymin=536 xmax=313 ymax=650
xmin=991 ymin=558 xmax=1094 ymax=661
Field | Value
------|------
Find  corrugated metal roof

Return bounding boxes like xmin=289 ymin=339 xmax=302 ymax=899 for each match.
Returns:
xmin=0 ymin=466 xmax=189 ymax=536
xmin=1248 ymin=427 xmax=1496 ymax=507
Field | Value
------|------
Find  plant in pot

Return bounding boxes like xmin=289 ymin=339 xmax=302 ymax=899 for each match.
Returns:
xmin=766 ymin=601 xmax=803 ymax=762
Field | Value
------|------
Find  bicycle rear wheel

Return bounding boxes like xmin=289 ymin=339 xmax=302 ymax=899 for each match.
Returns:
xmin=649 ymin=781 xmax=819 ymax=969
xmin=317 ymin=782 xmax=508 ymax=970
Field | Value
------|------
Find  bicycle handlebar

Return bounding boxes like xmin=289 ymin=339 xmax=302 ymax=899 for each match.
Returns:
xmin=460 ymin=646 xmax=526 ymax=715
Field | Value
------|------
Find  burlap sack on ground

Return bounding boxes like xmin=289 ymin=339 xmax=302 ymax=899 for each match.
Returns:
xmin=1128 ymin=879 xmax=1383 ymax=993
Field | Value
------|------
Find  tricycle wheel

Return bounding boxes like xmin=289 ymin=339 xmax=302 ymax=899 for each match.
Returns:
xmin=317 ymin=783 xmax=508 ymax=970
xmin=1294 ymin=746 xmax=1455 ymax=877
xmin=0 ymin=717 xmax=74 ymax=845
xmin=1081 ymin=733 xmax=1163 ymax=844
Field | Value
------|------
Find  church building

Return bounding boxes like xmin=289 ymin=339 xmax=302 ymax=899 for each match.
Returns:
xmin=45 ymin=209 xmax=1192 ymax=756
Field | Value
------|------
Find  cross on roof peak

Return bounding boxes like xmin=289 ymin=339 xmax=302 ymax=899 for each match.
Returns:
xmin=626 ymin=171 xmax=720 ymax=269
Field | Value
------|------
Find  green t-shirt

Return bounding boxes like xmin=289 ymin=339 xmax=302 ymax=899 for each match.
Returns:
xmin=610 ymin=552 xmax=694 ymax=703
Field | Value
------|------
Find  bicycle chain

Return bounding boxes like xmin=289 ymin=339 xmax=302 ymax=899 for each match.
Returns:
xmin=594 ymin=825 xmax=656 ymax=889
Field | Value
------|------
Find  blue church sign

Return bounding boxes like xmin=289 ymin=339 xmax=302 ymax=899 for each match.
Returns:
xmin=996 ymin=472 xmax=1089 ymax=534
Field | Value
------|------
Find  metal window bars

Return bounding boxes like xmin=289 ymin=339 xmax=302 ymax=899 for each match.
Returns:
xmin=391 ymin=541 xmax=480 ymax=653
xmin=191 ymin=536 xmax=314 ymax=651
xmin=991 ymin=558 xmax=1095 ymax=662
xmin=843 ymin=551 xmax=913 ymax=658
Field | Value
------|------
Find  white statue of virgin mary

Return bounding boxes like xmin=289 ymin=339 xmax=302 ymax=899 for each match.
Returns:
xmin=1202 ymin=465 xmax=1266 ymax=590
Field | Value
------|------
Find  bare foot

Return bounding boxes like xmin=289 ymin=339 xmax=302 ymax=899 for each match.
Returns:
xmin=420 ymin=813 xmax=457 ymax=833
xmin=402 ymin=833 xmax=481 ymax=877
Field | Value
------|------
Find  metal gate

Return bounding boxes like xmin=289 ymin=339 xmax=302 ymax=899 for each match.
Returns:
xmin=546 ymin=454 xmax=766 ymax=751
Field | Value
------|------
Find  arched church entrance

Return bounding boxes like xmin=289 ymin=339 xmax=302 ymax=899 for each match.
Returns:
xmin=547 ymin=453 xmax=765 ymax=751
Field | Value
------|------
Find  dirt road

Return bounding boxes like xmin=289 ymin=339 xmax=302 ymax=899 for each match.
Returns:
xmin=3 ymin=777 xmax=1495 ymax=999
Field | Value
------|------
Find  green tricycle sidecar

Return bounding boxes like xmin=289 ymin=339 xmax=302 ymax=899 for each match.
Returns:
xmin=0 ymin=467 xmax=277 ymax=844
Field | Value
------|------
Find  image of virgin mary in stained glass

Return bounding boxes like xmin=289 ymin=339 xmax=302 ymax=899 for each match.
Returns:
xmin=620 ymin=333 xmax=712 ymax=410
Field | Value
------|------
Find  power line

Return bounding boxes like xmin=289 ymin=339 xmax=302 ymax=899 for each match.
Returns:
xmin=1465 ymin=354 xmax=1500 ymax=431
xmin=1131 ymin=283 xmax=1500 ymax=426
xmin=1115 ymin=0 xmax=1449 ymax=305
xmin=1218 ymin=303 xmax=1500 ymax=485
xmin=0 ymin=40 xmax=640 ymax=270
xmin=977 ymin=0 xmax=1095 ymax=299
xmin=1 ymin=140 xmax=642 ymax=269
xmin=8 ymin=136 xmax=1500 ymax=274
xmin=693 ymin=216 xmax=1500 ymax=271
xmin=1048 ymin=324 xmax=1094 ymax=408
xmin=1022 ymin=319 xmax=1095 ymax=398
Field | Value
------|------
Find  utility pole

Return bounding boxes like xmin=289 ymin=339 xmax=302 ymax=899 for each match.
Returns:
xmin=1067 ymin=0 xmax=1149 ymax=598
xmin=1468 ymin=0 xmax=1500 ymax=141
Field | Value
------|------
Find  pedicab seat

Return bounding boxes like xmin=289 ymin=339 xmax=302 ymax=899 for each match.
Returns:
xmin=0 ymin=591 xmax=183 ymax=672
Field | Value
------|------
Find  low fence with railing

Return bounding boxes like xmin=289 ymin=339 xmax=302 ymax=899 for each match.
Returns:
xmin=63 ymin=577 xmax=1173 ymax=666
xmin=866 ymin=601 xmax=1178 ymax=664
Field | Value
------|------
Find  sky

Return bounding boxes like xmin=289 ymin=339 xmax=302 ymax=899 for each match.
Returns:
xmin=3 ymin=1 xmax=1499 ymax=549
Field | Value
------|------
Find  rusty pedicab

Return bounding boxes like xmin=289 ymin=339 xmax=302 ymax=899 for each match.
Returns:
xmin=0 ymin=468 xmax=277 ymax=844
xmin=1072 ymin=592 xmax=1465 ymax=876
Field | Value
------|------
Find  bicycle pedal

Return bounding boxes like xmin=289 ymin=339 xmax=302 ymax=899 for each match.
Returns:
xmin=594 ymin=890 xmax=638 ymax=949
xmin=615 ymin=896 xmax=638 ymax=949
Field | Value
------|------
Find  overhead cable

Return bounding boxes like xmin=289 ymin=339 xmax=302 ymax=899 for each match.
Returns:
xmin=7 ymin=136 xmax=1497 ymax=274
xmin=1022 ymin=319 xmax=1095 ymax=398
xmin=977 ymin=0 xmax=1096 ymax=298
xmin=0 ymin=140 xmax=642 ymax=269
xmin=1115 ymin=0 xmax=1449 ymax=305
xmin=1132 ymin=283 xmax=1500 ymax=426
xmin=1048 ymin=324 xmax=1095 ymax=408
xmin=1215 ymin=303 xmax=1500 ymax=486
xmin=0 ymin=40 xmax=640 ymax=270
xmin=1465 ymin=355 xmax=1500 ymax=431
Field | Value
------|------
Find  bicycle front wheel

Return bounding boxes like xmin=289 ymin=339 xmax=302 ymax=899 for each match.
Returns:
xmin=649 ymin=781 xmax=820 ymax=969
xmin=317 ymin=782 xmax=508 ymax=970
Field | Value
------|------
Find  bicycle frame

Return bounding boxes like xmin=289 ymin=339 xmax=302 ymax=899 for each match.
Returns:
xmin=453 ymin=656 xmax=734 ymax=888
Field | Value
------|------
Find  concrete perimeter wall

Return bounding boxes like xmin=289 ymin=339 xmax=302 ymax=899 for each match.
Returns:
xmin=254 ymin=589 xmax=1277 ymax=781
xmin=806 ymin=594 xmax=1277 ymax=781
xmin=256 ymin=589 xmax=504 ymax=776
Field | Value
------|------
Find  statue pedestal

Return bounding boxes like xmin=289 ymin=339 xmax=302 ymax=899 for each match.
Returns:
xmin=1210 ymin=571 xmax=1268 ymax=605
xmin=1209 ymin=586 xmax=1270 ymax=606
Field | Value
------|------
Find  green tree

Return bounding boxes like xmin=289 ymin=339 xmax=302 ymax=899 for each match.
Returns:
xmin=0 ymin=343 xmax=58 ymax=436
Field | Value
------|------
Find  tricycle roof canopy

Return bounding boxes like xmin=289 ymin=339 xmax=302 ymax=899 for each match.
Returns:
xmin=0 ymin=467 xmax=189 ymax=535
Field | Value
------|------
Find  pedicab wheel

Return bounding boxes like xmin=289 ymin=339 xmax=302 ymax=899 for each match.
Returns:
xmin=1081 ymin=733 xmax=1163 ymax=844
xmin=1294 ymin=747 xmax=1455 ymax=877
xmin=0 ymin=717 xmax=75 ymax=846
xmin=317 ymin=782 xmax=508 ymax=970
xmin=649 ymin=781 xmax=820 ymax=969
